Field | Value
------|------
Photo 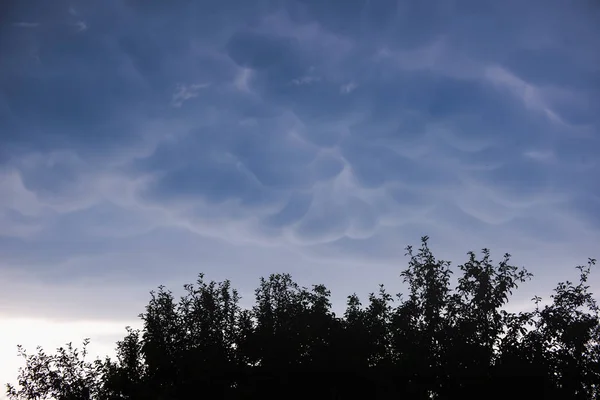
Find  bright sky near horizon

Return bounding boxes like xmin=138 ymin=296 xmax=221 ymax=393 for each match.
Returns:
xmin=1 ymin=0 xmax=599 ymax=394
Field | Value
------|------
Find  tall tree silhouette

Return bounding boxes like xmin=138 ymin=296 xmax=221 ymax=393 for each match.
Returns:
xmin=7 ymin=237 xmax=600 ymax=399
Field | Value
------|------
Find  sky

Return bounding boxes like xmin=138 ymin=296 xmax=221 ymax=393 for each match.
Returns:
xmin=1 ymin=0 xmax=600 ymax=392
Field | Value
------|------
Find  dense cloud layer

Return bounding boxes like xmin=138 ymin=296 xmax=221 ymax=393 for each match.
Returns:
xmin=0 ymin=0 xmax=599 ymax=318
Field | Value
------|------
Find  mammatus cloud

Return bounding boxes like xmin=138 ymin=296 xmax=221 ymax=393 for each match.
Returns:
xmin=0 ymin=0 xmax=597 ymax=291
xmin=0 ymin=0 xmax=599 ymax=392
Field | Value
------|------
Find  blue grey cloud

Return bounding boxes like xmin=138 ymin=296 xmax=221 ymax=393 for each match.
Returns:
xmin=0 ymin=0 xmax=599 ymax=327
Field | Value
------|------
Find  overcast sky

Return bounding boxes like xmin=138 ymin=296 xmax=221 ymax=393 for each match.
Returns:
xmin=1 ymin=0 xmax=599 ymax=392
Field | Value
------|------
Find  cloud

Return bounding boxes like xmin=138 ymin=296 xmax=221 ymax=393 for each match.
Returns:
xmin=11 ymin=22 xmax=39 ymax=28
xmin=0 ymin=0 xmax=599 ymax=389
xmin=523 ymin=149 xmax=555 ymax=163
xmin=291 ymin=75 xmax=320 ymax=85
xmin=340 ymin=81 xmax=358 ymax=94
xmin=1 ymin=0 xmax=597 ymax=274
xmin=171 ymin=83 xmax=211 ymax=107
xmin=74 ymin=21 xmax=88 ymax=32
xmin=484 ymin=65 xmax=563 ymax=124
xmin=234 ymin=68 xmax=253 ymax=93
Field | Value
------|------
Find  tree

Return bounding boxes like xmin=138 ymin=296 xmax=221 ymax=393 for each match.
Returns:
xmin=7 ymin=237 xmax=600 ymax=399
xmin=7 ymin=339 xmax=102 ymax=400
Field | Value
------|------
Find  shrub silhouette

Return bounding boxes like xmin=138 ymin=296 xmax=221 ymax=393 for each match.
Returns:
xmin=7 ymin=237 xmax=600 ymax=399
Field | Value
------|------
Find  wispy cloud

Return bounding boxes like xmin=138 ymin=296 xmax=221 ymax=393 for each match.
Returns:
xmin=73 ymin=21 xmax=88 ymax=32
xmin=340 ymin=81 xmax=358 ymax=94
xmin=12 ymin=22 xmax=39 ymax=28
xmin=523 ymin=149 xmax=555 ymax=163
xmin=171 ymin=83 xmax=211 ymax=107
xmin=291 ymin=75 xmax=320 ymax=85
xmin=234 ymin=68 xmax=253 ymax=93
xmin=484 ymin=65 xmax=562 ymax=124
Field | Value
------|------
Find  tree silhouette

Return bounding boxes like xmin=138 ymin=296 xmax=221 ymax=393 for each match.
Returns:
xmin=7 ymin=237 xmax=600 ymax=399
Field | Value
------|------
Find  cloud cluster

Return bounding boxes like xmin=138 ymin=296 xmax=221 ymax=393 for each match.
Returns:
xmin=0 ymin=0 xmax=598 ymax=319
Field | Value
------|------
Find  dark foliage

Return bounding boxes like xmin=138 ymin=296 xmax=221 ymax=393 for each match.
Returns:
xmin=7 ymin=237 xmax=600 ymax=399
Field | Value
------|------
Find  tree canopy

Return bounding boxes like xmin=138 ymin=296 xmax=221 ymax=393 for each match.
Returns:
xmin=7 ymin=237 xmax=600 ymax=399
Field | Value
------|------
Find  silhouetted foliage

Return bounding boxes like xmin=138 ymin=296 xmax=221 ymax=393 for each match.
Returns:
xmin=7 ymin=237 xmax=600 ymax=399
